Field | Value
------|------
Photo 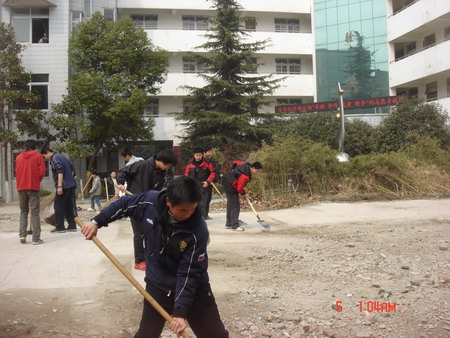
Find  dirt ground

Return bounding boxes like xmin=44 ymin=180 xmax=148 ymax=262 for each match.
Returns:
xmin=0 ymin=198 xmax=449 ymax=338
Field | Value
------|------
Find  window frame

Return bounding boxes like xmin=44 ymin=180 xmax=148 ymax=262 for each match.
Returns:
xmin=244 ymin=17 xmax=256 ymax=31
xmin=103 ymin=8 xmax=116 ymax=22
xmin=143 ymin=98 xmax=159 ymax=116
xmin=182 ymin=15 xmax=209 ymax=31
xmin=130 ymin=14 xmax=158 ymax=30
xmin=11 ymin=8 xmax=49 ymax=44
xmin=30 ymin=73 xmax=49 ymax=110
xmin=275 ymin=58 xmax=301 ymax=74
xmin=425 ymin=81 xmax=438 ymax=102
xmin=423 ymin=33 xmax=436 ymax=49
xmin=274 ymin=18 xmax=300 ymax=33
xmin=83 ymin=0 xmax=92 ymax=19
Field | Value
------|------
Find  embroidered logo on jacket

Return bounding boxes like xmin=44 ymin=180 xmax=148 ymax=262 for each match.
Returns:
xmin=178 ymin=240 xmax=187 ymax=251
xmin=198 ymin=253 xmax=206 ymax=261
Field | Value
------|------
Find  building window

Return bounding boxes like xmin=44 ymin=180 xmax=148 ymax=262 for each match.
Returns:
xmin=406 ymin=42 xmax=416 ymax=55
xmin=183 ymin=57 xmax=196 ymax=73
xmin=182 ymin=57 xmax=208 ymax=73
xmin=83 ymin=0 xmax=92 ymax=18
xmin=13 ymin=74 xmax=49 ymax=110
xmin=408 ymin=87 xmax=418 ymax=98
xmin=277 ymin=98 xmax=303 ymax=105
xmin=274 ymin=18 xmax=300 ymax=33
xmin=445 ymin=26 xmax=450 ymax=41
xmin=71 ymin=11 xmax=83 ymax=31
xmin=244 ymin=17 xmax=256 ymax=31
xmin=143 ymin=99 xmax=159 ymax=116
xmin=131 ymin=14 xmax=158 ymax=29
xmin=11 ymin=8 xmax=49 ymax=43
xmin=426 ymin=82 xmax=437 ymax=102
xmin=104 ymin=9 xmax=116 ymax=22
xmin=423 ymin=33 xmax=435 ymax=48
xmin=182 ymin=16 xmax=209 ymax=30
xmin=182 ymin=99 xmax=194 ymax=113
xmin=276 ymin=58 xmax=301 ymax=74
xmin=31 ymin=74 xmax=49 ymax=109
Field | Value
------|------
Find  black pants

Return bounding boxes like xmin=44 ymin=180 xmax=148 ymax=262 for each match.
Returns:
xmin=225 ymin=191 xmax=240 ymax=228
xmin=204 ymin=185 xmax=212 ymax=217
xmin=135 ymin=280 xmax=228 ymax=338
xmin=54 ymin=187 xmax=77 ymax=230
xmin=199 ymin=187 xmax=209 ymax=218
xmin=130 ymin=217 xmax=145 ymax=264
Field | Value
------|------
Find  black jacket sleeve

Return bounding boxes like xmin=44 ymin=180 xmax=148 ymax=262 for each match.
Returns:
xmin=92 ymin=191 xmax=152 ymax=227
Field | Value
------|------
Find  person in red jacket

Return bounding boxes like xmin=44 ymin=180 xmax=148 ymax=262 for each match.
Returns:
xmin=15 ymin=139 xmax=46 ymax=245
xmin=223 ymin=161 xmax=263 ymax=231
xmin=184 ymin=147 xmax=215 ymax=219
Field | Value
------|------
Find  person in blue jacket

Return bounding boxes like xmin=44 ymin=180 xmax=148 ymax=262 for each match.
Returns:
xmin=81 ymin=176 xmax=228 ymax=338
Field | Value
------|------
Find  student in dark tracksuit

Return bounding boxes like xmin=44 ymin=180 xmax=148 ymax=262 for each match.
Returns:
xmin=117 ymin=149 xmax=177 ymax=271
xmin=202 ymin=146 xmax=218 ymax=220
xmin=184 ymin=148 xmax=215 ymax=219
xmin=41 ymin=147 xmax=78 ymax=233
xmin=223 ymin=162 xmax=263 ymax=231
xmin=81 ymin=176 xmax=229 ymax=338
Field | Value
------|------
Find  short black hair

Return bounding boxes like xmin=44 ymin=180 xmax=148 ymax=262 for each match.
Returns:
xmin=24 ymin=139 xmax=37 ymax=150
xmin=193 ymin=147 xmax=203 ymax=154
xmin=166 ymin=176 xmax=202 ymax=206
xmin=91 ymin=169 xmax=98 ymax=175
xmin=251 ymin=162 xmax=263 ymax=169
xmin=120 ymin=149 xmax=133 ymax=157
xmin=109 ymin=170 xmax=116 ymax=174
xmin=203 ymin=146 xmax=212 ymax=153
xmin=155 ymin=149 xmax=177 ymax=166
xmin=40 ymin=146 xmax=53 ymax=154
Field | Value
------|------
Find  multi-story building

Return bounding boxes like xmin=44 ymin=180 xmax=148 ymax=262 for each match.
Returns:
xmin=313 ymin=0 xmax=390 ymax=125
xmin=387 ymin=0 xmax=450 ymax=113
xmin=0 ymin=0 xmax=314 ymax=201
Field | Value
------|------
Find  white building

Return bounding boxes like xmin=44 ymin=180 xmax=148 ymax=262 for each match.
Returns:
xmin=0 ymin=0 xmax=314 ymax=201
xmin=387 ymin=0 xmax=450 ymax=113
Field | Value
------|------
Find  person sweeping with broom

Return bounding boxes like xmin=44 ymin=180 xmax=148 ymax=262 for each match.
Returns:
xmin=81 ymin=176 xmax=229 ymax=337
xmin=223 ymin=161 xmax=263 ymax=231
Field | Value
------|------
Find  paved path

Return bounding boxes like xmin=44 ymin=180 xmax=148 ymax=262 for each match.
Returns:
xmin=1 ymin=198 xmax=449 ymax=292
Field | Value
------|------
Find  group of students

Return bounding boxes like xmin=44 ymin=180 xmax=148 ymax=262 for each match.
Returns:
xmin=82 ymin=146 xmax=263 ymax=337
xmin=17 ymin=140 xmax=262 ymax=337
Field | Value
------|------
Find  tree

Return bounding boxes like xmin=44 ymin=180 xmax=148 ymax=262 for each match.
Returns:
xmin=0 ymin=23 xmax=51 ymax=202
xmin=50 ymin=13 xmax=169 ymax=171
xmin=375 ymin=99 xmax=450 ymax=153
xmin=344 ymin=31 xmax=376 ymax=99
xmin=175 ymin=0 xmax=281 ymax=159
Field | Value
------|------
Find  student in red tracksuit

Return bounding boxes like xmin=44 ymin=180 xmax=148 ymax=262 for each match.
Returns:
xmin=184 ymin=147 xmax=215 ymax=219
xmin=223 ymin=162 xmax=263 ymax=231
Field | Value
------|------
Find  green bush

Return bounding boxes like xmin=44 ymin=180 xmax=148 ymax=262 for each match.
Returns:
xmin=375 ymin=99 xmax=450 ymax=153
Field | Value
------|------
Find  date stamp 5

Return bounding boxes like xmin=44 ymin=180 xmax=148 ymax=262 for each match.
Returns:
xmin=334 ymin=301 xmax=397 ymax=313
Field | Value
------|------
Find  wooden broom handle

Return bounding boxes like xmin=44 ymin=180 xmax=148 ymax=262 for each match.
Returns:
xmin=74 ymin=217 xmax=190 ymax=338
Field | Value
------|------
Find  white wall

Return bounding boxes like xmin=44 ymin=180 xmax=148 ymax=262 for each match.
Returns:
xmin=388 ymin=0 xmax=450 ymax=41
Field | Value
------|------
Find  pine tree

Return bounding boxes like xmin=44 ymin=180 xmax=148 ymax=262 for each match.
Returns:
xmin=176 ymin=0 xmax=281 ymax=159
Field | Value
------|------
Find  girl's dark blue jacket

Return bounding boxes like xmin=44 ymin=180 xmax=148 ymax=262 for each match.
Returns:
xmin=92 ymin=190 xmax=209 ymax=318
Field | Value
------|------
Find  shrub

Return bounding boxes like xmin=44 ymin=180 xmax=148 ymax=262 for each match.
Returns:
xmin=375 ymin=99 xmax=450 ymax=152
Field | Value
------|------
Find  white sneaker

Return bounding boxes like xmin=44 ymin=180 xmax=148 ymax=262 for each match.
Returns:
xmin=232 ymin=226 xmax=245 ymax=232
xmin=87 ymin=208 xmax=95 ymax=211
